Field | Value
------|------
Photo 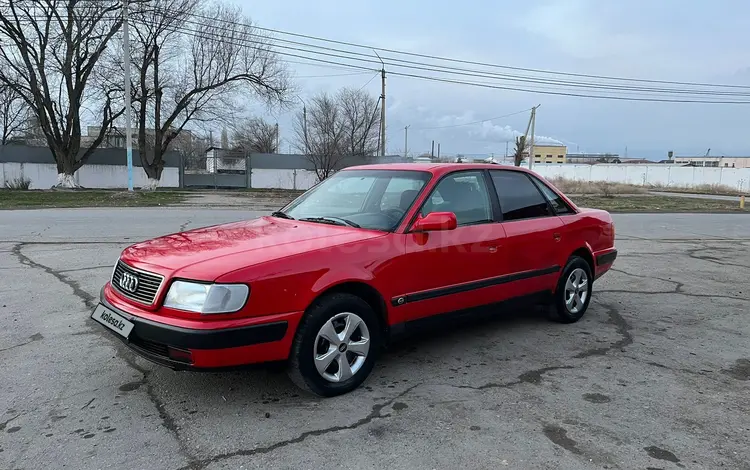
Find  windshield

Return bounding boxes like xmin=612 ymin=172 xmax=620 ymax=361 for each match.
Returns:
xmin=282 ymin=170 xmax=431 ymax=231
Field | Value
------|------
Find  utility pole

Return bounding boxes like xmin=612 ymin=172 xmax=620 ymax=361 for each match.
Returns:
xmin=123 ymin=0 xmax=133 ymax=191
xmin=437 ymin=143 xmax=441 ymax=159
xmin=505 ymin=140 xmax=509 ymax=157
xmin=528 ymin=106 xmax=537 ymax=170
xmin=404 ymin=125 xmax=409 ymax=158
xmin=431 ymin=140 xmax=435 ymax=158
xmin=275 ymin=123 xmax=280 ymax=153
xmin=379 ymin=67 xmax=386 ymax=156
xmin=373 ymin=51 xmax=386 ymax=157
xmin=303 ymin=105 xmax=308 ymax=154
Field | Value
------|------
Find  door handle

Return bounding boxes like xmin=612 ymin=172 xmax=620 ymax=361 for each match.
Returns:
xmin=488 ymin=246 xmax=498 ymax=253
xmin=553 ymin=233 xmax=561 ymax=242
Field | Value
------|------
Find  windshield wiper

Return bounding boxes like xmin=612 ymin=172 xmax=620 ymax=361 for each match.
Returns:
xmin=271 ymin=211 xmax=294 ymax=220
xmin=299 ymin=216 xmax=360 ymax=228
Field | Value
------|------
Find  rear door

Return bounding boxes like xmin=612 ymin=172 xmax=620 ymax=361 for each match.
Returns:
xmin=488 ymin=170 xmax=565 ymax=297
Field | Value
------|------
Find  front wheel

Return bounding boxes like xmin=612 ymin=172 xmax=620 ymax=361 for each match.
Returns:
xmin=287 ymin=293 xmax=381 ymax=397
xmin=551 ymin=256 xmax=593 ymax=323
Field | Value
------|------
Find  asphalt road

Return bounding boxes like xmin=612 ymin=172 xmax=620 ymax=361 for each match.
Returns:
xmin=1 ymin=209 xmax=749 ymax=470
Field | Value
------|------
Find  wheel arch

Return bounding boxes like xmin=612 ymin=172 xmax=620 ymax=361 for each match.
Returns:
xmin=570 ymin=245 xmax=595 ymax=275
xmin=306 ymin=281 xmax=390 ymax=338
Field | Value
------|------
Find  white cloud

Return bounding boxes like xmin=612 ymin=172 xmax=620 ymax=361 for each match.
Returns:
xmin=470 ymin=122 xmax=563 ymax=145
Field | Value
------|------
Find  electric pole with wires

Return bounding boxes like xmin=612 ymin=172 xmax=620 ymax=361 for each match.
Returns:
xmin=404 ymin=125 xmax=409 ymax=158
xmin=123 ymin=0 xmax=133 ymax=191
xmin=374 ymin=51 xmax=386 ymax=157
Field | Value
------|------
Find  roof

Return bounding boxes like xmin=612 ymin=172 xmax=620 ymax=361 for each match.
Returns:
xmin=342 ymin=162 xmax=537 ymax=176
xmin=677 ymin=155 xmax=750 ymax=159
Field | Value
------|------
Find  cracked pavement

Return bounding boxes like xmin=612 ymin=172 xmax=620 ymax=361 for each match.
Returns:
xmin=0 ymin=209 xmax=749 ymax=469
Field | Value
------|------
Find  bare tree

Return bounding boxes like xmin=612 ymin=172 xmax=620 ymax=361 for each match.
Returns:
xmin=0 ymin=84 xmax=29 ymax=145
xmin=171 ymin=130 xmax=210 ymax=170
xmin=0 ymin=0 xmax=126 ymax=187
xmin=232 ymin=117 xmax=278 ymax=153
xmin=294 ymin=88 xmax=379 ymax=181
xmin=294 ymin=92 xmax=346 ymax=181
xmin=116 ymin=0 xmax=289 ymax=189
xmin=337 ymin=88 xmax=380 ymax=156
xmin=513 ymin=135 xmax=527 ymax=167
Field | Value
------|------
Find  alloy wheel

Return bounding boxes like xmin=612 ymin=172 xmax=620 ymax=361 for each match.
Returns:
xmin=565 ymin=268 xmax=589 ymax=314
xmin=313 ymin=312 xmax=370 ymax=383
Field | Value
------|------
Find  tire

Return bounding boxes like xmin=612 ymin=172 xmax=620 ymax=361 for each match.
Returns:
xmin=287 ymin=293 xmax=381 ymax=397
xmin=551 ymin=256 xmax=593 ymax=324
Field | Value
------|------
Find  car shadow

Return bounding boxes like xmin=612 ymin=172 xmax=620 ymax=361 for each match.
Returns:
xmin=146 ymin=299 xmax=559 ymax=405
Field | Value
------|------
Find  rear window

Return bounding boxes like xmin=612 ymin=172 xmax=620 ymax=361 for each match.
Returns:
xmin=490 ymin=171 xmax=552 ymax=221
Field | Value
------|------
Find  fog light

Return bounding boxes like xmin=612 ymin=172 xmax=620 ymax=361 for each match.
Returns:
xmin=167 ymin=347 xmax=193 ymax=364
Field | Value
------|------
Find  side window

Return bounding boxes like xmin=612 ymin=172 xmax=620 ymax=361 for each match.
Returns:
xmin=530 ymin=176 xmax=574 ymax=215
xmin=490 ymin=171 xmax=552 ymax=221
xmin=421 ymin=171 xmax=492 ymax=226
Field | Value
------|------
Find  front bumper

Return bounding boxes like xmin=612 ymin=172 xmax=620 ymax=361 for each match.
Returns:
xmin=94 ymin=286 xmax=300 ymax=370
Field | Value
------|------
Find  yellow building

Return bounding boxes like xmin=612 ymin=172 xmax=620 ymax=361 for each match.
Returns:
xmin=525 ymin=145 xmax=567 ymax=164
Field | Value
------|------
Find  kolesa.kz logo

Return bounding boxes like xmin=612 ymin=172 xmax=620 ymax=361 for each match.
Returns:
xmin=101 ymin=312 xmax=125 ymax=331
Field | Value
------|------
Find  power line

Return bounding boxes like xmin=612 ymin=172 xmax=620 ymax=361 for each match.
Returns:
xmin=136 ymin=5 xmax=750 ymax=91
xmin=144 ymin=21 xmax=750 ymax=103
xmin=414 ymin=108 xmax=532 ymax=130
xmin=297 ymin=71 xmax=371 ymax=78
xmin=16 ymin=10 xmax=750 ymax=103
xmin=388 ymin=72 xmax=750 ymax=104
xmin=358 ymin=72 xmax=379 ymax=91
xmin=121 ymin=9 xmax=750 ymax=97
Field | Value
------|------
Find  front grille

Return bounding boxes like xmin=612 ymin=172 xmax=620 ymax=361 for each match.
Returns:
xmin=112 ymin=260 xmax=164 ymax=305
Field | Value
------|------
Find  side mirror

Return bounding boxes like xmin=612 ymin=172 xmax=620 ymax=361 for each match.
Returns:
xmin=411 ymin=212 xmax=457 ymax=232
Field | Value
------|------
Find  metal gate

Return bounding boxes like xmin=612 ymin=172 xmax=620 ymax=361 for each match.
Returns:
xmin=181 ymin=149 xmax=249 ymax=189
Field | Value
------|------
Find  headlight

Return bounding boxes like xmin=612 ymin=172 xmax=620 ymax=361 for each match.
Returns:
xmin=164 ymin=281 xmax=249 ymax=314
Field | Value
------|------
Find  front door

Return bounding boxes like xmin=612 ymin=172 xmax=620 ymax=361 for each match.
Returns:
xmin=392 ymin=170 xmax=508 ymax=322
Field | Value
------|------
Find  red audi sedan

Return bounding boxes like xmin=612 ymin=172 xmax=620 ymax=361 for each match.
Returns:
xmin=92 ymin=163 xmax=617 ymax=396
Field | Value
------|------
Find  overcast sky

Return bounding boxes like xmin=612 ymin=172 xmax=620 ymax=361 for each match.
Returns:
xmin=240 ymin=0 xmax=750 ymax=160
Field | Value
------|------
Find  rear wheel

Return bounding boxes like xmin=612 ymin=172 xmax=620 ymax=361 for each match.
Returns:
xmin=288 ymin=293 xmax=381 ymax=397
xmin=551 ymin=256 xmax=593 ymax=323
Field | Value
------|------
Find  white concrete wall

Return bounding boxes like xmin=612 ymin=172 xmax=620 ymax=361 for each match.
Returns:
xmin=5 ymin=161 xmax=748 ymax=192
xmin=251 ymin=168 xmax=318 ymax=190
xmin=533 ymin=164 xmax=750 ymax=193
xmin=1 ymin=162 xmax=179 ymax=189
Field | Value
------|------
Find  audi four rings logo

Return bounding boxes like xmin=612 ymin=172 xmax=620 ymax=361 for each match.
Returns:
xmin=119 ymin=272 xmax=139 ymax=293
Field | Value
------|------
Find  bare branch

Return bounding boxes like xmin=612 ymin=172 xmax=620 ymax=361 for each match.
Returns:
xmin=293 ymin=88 xmax=379 ymax=181
xmin=0 ymin=0 xmax=124 ymax=184
xmin=231 ymin=117 xmax=277 ymax=153
xmin=117 ymin=0 xmax=289 ymax=184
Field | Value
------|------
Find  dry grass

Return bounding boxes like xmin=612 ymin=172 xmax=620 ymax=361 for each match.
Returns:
xmin=547 ymin=177 xmax=745 ymax=197
xmin=547 ymin=177 xmax=648 ymax=196
xmin=570 ymin=195 xmax=747 ymax=213
xmin=0 ymin=190 xmax=185 ymax=209
xmin=648 ymin=183 xmax=745 ymax=196
xmin=4 ymin=176 xmax=32 ymax=190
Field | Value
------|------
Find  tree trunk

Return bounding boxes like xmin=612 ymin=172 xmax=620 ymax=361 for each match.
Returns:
xmin=54 ymin=149 xmax=81 ymax=188
xmin=142 ymin=163 xmax=162 ymax=190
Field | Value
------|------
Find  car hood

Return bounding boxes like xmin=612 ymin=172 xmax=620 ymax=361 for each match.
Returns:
xmin=119 ymin=216 xmax=384 ymax=281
